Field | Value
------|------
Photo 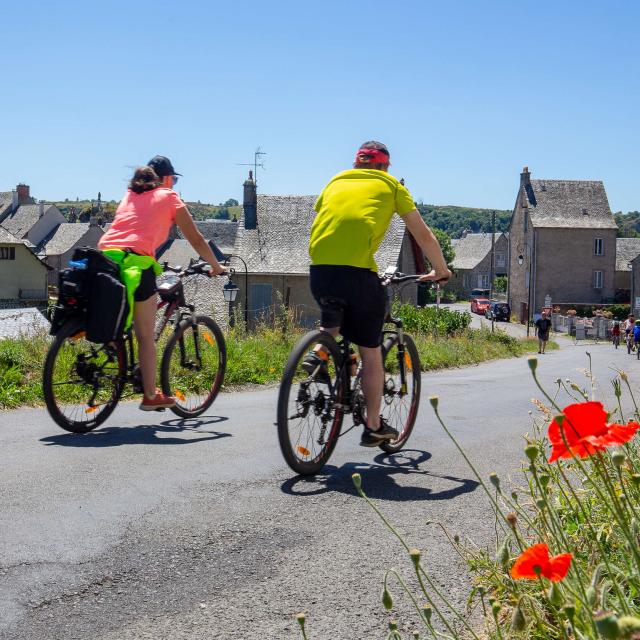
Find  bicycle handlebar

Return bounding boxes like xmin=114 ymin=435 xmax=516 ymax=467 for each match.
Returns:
xmin=381 ymin=271 xmax=448 ymax=286
xmin=162 ymin=260 xmax=223 ymax=278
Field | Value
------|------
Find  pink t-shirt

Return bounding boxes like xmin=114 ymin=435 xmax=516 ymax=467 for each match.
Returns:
xmin=98 ymin=188 xmax=185 ymax=257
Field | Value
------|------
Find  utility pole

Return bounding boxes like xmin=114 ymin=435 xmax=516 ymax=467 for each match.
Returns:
xmin=490 ymin=210 xmax=496 ymax=332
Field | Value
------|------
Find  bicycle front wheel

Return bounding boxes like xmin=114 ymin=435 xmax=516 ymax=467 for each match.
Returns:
xmin=160 ymin=315 xmax=226 ymax=418
xmin=277 ymin=330 xmax=344 ymax=476
xmin=43 ymin=319 xmax=126 ymax=433
xmin=378 ymin=333 xmax=421 ymax=454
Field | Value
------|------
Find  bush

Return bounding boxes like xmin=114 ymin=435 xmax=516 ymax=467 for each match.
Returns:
xmin=392 ymin=302 xmax=471 ymax=336
xmin=608 ymin=303 xmax=631 ymax=320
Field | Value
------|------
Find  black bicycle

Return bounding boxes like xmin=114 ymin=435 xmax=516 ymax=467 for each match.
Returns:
xmin=277 ymin=268 xmax=422 ymax=476
xmin=43 ymin=260 xmax=227 ymax=433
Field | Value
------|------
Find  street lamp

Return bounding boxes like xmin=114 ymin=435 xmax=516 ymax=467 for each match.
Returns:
xmin=517 ymin=254 xmax=524 ymax=266
xmin=222 ymin=280 xmax=239 ymax=303
xmin=517 ymin=247 xmax=533 ymax=336
xmin=209 ymin=240 xmax=249 ymax=326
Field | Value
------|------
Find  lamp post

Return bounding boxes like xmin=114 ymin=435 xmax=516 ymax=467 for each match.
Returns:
xmin=226 ymin=254 xmax=249 ymax=326
xmin=517 ymin=248 xmax=533 ymax=336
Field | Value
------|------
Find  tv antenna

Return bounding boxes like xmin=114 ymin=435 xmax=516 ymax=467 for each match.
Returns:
xmin=237 ymin=147 xmax=266 ymax=185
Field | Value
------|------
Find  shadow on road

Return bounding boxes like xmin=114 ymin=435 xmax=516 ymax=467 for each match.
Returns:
xmin=280 ymin=449 xmax=479 ymax=502
xmin=39 ymin=416 xmax=231 ymax=447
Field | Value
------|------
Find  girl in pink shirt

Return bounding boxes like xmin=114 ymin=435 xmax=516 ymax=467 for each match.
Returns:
xmin=100 ymin=159 xmax=225 ymax=410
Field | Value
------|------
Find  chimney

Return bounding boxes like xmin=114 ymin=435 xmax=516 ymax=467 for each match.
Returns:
xmin=243 ymin=170 xmax=257 ymax=230
xmin=38 ymin=200 xmax=45 ymax=218
xmin=11 ymin=190 xmax=18 ymax=211
xmin=16 ymin=183 xmax=30 ymax=204
xmin=520 ymin=166 xmax=531 ymax=187
xmin=89 ymin=215 xmax=98 ymax=227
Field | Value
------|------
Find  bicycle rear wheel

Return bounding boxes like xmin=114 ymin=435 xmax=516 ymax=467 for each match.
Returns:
xmin=43 ymin=319 xmax=126 ymax=433
xmin=378 ymin=333 xmax=421 ymax=454
xmin=160 ymin=315 xmax=226 ymax=418
xmin=277 ymin=330 xmax=344 ymax=476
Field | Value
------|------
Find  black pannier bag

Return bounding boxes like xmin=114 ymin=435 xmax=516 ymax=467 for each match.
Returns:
xmin=50 ymin=247 xmax=129 ymax=343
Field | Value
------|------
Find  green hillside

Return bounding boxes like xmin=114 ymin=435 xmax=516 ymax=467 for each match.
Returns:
xmin=418 ymin=204 xmax=512 ymax=238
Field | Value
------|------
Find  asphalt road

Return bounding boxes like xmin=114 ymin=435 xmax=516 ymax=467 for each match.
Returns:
xmin=2 ymin=338 xmax=638 ymax=639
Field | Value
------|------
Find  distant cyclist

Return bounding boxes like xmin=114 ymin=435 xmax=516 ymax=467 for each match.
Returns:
xmin=98 ymin=156 xmax=225 ymax=410
xmin=611 ymin=321 xmax=621 ymax=348
xmin=304 ymin=141 xmax=451 ymax=447
xmin=634 ymin=320 xmax=640 ymax=351
xmin=624 ymin=314 xmax=636 ymax=351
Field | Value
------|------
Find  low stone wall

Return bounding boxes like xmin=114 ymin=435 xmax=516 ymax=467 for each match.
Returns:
xmin=551 ymin=313 xmax=614 ymax=339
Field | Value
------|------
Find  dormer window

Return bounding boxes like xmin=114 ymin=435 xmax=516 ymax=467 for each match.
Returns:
xmin=582 ymin=208 xmax=588 ymax=215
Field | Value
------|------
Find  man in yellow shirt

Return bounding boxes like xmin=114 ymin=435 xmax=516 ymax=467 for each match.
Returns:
xmin=306 ymin=141 xmax=451 ymax=447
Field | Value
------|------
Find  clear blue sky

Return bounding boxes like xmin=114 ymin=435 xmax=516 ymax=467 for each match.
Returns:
xmin=2 ymin=0 xmax=638 ymax=212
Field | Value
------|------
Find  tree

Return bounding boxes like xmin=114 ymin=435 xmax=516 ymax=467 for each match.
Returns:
xmin=431 ymin=228 xmax=455 ymax=268
xmin=224 ymin=198 xmax=239 ymax=207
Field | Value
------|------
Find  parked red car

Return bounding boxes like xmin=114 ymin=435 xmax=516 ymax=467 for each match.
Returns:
xmin=470 ymin=297 xmax=491 ymax=315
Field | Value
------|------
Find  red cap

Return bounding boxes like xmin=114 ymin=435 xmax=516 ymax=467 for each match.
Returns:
xmin=354 ymin=148 xmax=391 ymax=165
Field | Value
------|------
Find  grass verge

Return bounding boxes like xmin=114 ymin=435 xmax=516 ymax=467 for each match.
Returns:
xmin=0 ymin=325 xmax=553 ymax=410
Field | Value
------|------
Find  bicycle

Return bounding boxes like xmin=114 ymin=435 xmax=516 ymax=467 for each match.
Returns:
xmin=277 ymin=268 xmax=423 ymax=476
xmin=43 ymin=260 xmax=227 ymax=433
xmin=627 ymin=332 xmax=634 ymax=355
xmin=612 ymin=333 xmax=620 ymax=349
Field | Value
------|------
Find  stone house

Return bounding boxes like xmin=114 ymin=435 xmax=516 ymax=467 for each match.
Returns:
xmin=615 ymin=238 xmax=640 ymax=304
xmin=0 ymin=184 xmax=66 ymax=247
xmin=508 ymin=168 xmax=617 ymax=323
xmin=449 ymin=232 xmax=508 ymax=298
xmin=0 ymin=226 xmax=50 ymax=308
xmin=229 ymin=173 xmax=422 ymax=328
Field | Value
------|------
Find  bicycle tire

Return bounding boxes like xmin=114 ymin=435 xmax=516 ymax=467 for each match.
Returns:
xmin=378 ymin=333 xmax=421 ymax=454
xmin=277 ymin=330 xmax=344 ymax=476
xmin=43 ymin=319 xmax=126 ymax=433
xmin=160 ymin=315 xmax=226 ymax=418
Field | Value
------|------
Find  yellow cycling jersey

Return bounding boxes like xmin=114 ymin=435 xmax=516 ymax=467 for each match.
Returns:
xmin=309 ymin=169 xmax=416 ymax=272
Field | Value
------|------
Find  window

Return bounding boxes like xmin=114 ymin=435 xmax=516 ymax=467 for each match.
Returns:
xmin=478 ymin=274 xmax=490 ymax=289
xmin=594 ymin=238 xmax=603 ymax=256
xmin=594 ymin=271 xmax=603 ymax=289
xmin=0 ymin=246 xmax=15 ymax=260
xmin=523 ymin=212 xmax=528 ymax=233
xmin=495 ymin=252 xmax=506 ymax=267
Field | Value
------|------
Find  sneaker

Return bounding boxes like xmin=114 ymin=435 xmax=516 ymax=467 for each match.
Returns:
xmin=360 ymin=418 xmax=399 ymax=447
xmin=139 ymin=389 xmax=176 ymax=411
xmin=301 ymin=352 xmax=330 ymax=384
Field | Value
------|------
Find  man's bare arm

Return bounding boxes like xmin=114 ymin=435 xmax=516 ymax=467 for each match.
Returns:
xmin=402 ymin=210 xmax=452 ymax=282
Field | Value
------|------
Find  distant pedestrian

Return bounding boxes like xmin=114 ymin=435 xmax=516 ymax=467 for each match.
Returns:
xmin=535 ymin=310 xmax=552 ymax=354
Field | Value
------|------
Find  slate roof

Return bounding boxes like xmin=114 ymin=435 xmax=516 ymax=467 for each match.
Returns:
xmin=0 ymin=192 xmax=13 ymax=218
xmin=185 ymin=220 xmax=239 ymax=253
xmin=0 ymin=204 xmax=57 ymax=239
xmin=234 ymin=195 xmax=407 ymax=275
xmin=523 ymin=179 xmax=617 ymax=229
xmin=616 ymin=238 xmax=640 ymax=272
xmin=451 ymin=233 xmax=503 ymax=270
xmin=0 ymin=227 xmax=21 ymax=245
xmin=40 ymin=223 xmax=92 ymax=255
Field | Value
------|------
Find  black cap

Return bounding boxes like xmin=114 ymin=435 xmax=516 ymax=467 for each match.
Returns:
xmin=147 ymin=155 xmax=181 ymax=178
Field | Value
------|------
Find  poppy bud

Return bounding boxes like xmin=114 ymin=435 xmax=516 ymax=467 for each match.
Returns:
xmin=525 ymin=444 xmax=539 ymax=463
xmin=618 ymin=616 xmax=640 ymax=636
xmin=539 ymin=474 xmax=551 ymax=489
xmin=506 ymin=512 xmax=518 ymax=529
xmin=586 ymin=587 xmax=597 ymax=605
xmin=492 ymin=602 xmax=502 ymax=620
xmin=536 ymin=498 xmax=547 ymax=510
xmin=595 ymin=612 xmax=621 ymax=639
xmin=409 ymin=548 xmax=421 ymax=569
xmin=429 ymin=395 xmax=439 ymax=409
xmin=612 ymin=451 xmax=626 ymax=469
xmin=548 ymin=583 xmax=564 ymax=607
xmin=620 ymin=371 xmax=629 ymax=382
xmin=412 ymin=633 xmax=420 ymax=639
xmin=352 ymin=473 xmax=362 ymax=491
xmin=453 ymin=534 xmax=460 ymax=544
xmin=511 ymin=602 xmax=526 ymax=632
xmin=613 ymin=379 xmax=622 ymax=398
xmin=489 ymin=473 xmax=501 ymax=492
xmin=497 ymin=538 xmax=510 ymax=567
xmin=382 ymin=586 xmax=393 ymax=610
xmin=511 ymin=491 xmax=518 ymax=501
xmin=527 ymin=356 xmax=538 ymax=372
xmin=296 ymin=613 xmax=306 ymax=631
xmin=563 ymin=604 xmax=576 ymax=623
xmin=388 ymin=620 xmax=399 ymax=631
xmin=422 ymin=605 xmax=432 ymax=624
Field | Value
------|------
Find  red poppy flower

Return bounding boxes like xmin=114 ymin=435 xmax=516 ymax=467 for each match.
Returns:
xmin=547 ymin=401 xmax=639 ymax=463
xmin=510 ymin=543 xmax=572 ymax=582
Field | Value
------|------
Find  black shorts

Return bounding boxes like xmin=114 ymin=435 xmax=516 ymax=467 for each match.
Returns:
xmin=309 ymin=265 xmax=387 ymax=348
xmin=134 ymin=267 xmax=158 ymax=302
